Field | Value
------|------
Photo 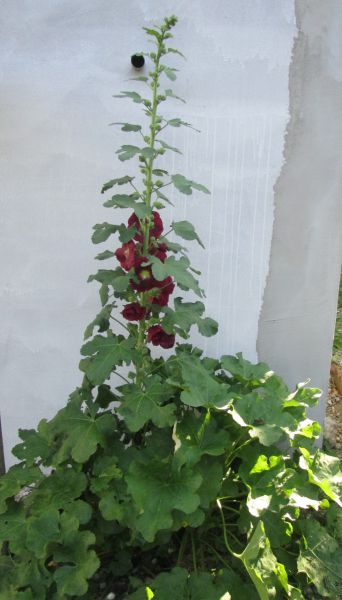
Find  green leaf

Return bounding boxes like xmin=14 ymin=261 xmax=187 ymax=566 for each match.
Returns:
xmin=26 ymin=509 xmax=60 ymax=558
xmin=0 ymin=501 xmax=28 ymax=555
xmin=110 ymin=122 xmax=142 ymax=132
xmin=151 ymin=567 xmax=187 ymax=600
xmin=140 ymin=146 xmax=157 ymax=160
xmin=101 ymin=175 xmax=134 ymax=193
xmin=126 ymin=459 xmax=202 ymax=541
xmin=197 ymin=317 xmax=218 ymax=337
xmin=129 ymin=75 xmax=149 ymax=82
xmin=166 ymin=47 xmax=186 ymax=59
xmin=103 ymin=193 xmax=150 ymax=218
xmin=27 ymin=468 xmax=88 ymax=510
xmin=162 ymin=298 xmax=205 ymax=336
xmin=157 ymin=139 xmax=182 ymax=154
xmin=114 ymin=91 xmax=144 ymax=103
xmin=221 ymin=353 xmax=270 ymax=384
xmin=299 ymin=447 xmax=342 ymax=505
xmin=298 ymin=518 xmax=342 ymax=597
xmin=161 ymin=237 xmax=187 ymax=253
xmin=326 ymin=502 xmax=342 ymax=544
xmin=116 ymin=145 xmax=141 ymax=161
xmin=230 ymin=389 xmax=296 ymax=446
xmin=12 ymin=429 xmax=50 ymax=466
xmin=178 ymin=354 xmax=230 ymax=409
xmin=0 ymin=465 xmax=43 ymax=513
xmin=172 ymin=412 xmax=230 ymax=468
xmin=146 ymin=567 xmax=254 ymax=600
xmin=129 ymin=587 xmax=154 ymax=600
xmin=167 ymin=118 xmax=199 ymax=132
xmin=171 ymin=173 xmax=210 ymax=195
xmin=95 ymin=250 xmax=115 ymax=260
xmin=83 ymin=304 xmax=113 ymax=340
xmin=99 ymin=283 xmax=109 ymax=306
xmin=163 ymin=66 xmax=178 ymax=81
xmin=162 ymin=299 xmax=217 ymax=338
xmin=165 ymin=88 xmax=185 ymax=103
xmin=90 ymin=455 xmax=122 ymax=495
xmin=152 ymin=168 xmax=168 ymax=176
xmin=95 ymin=384 xmax=118 ymax=408
xmin=172 ymin=220 xmax=204 ymax=247
xmin=282 ymin=468 xmax=324 ymax=510
xmin=156 ymin=190 xmax=174 ymax=206
xmin=103 ymin=192 xmax=138 ymax=208
xmin=88 ymin=268 xmax=131 ymax=292
xmin=240 ymin=521 xmax=279 ymax=600
xmin=150 ymin=255 xmax=202 ymax=297
xmin=53 ymin=523 xmax=99 ymax=597
xmin=118 ymin=377 xmax=176 ymax=432
xmin=91 ymin=222 xmax=120 ymax=244
xmin=143 ymin=27 xmax=161 ymax=40
xmin=80 ymin=333 xmax=137 ymax=385
xmin=188 ymin=570 xmax=232 ymax=600
xmin=119 ymin=225 xmax=137 ymax=243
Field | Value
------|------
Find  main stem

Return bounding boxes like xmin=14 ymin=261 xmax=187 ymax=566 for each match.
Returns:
xmin=135 ymin=31 xmax=165 ymax=386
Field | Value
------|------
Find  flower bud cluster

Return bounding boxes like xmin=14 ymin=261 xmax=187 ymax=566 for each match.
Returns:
xmin=114 ymin=211 xmax=175 ymax=348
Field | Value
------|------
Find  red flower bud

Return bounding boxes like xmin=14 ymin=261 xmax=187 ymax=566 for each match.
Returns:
xmin=115 ymin=241 xmax=136 ymax=271
xmin=122 ymin=302 xmax=147 ymax=321
xmin=147 ymin=325 xmax=175 ymax=349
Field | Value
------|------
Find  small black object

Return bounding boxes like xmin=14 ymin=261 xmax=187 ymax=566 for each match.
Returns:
xmin=131 ymin=54 xmax=145 ymax=69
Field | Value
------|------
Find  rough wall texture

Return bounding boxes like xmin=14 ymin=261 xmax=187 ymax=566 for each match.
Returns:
xmin=0 ymin=0 xmax=295 ymax=465
xmin=257 ymin=0 xmax=342 ymax=426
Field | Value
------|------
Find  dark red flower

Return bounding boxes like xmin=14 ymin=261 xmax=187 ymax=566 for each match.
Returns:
xmin=122 ymin=302 xmax=146 ymax=321
xmin=130 ymin=257 xmax=159 ymax=292
xmin=128 ymin=211 xmax=163 ymax=243
xmin=150 ymin=242 xmax=167 ymax=262
xmin=115 ymin=241 xmax=136 ymax=271
xmin=149 ymin=276 xmax=175 ymax=306
xmin=147 ymin=325 xmax=175 ymax=349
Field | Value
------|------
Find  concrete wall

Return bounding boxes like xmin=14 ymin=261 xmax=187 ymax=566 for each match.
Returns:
xmin=0 ymin=0 xmax=340 ymax=466
xmin=257 ymin=0 xmax=342 ymax=426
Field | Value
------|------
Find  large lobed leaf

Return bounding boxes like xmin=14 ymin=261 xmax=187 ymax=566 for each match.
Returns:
xmin=80 ymin=333 xmax=137 ymax=385
xmin=126 ymin=458 xmax=202 ymax=541
xmin=118 ymin=376 xmax=176 ymax=432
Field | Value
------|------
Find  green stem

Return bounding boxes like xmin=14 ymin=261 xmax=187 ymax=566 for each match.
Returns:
xmin=221 ymin=505 xmax=240 ymax=515
xmin=190 ymin=530 xmax=198 ymax=575
xmin=142 ymin=35 xmax=164 ymax=255
xmin=109 ymin=315 xmax=129 ymax=332
xmin=201 ymin=541 xmax=233 ymax=571
xmin=177 ymin=529 xmax=189 ymax=566
xmin=134 ymin=30 xmax=166 ymax=386
xmin=216 ymin=500 xmax=240 ymax=558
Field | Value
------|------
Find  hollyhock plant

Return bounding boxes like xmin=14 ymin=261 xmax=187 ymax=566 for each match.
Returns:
xmin=1 ymin=15 xmax=341 ymax=600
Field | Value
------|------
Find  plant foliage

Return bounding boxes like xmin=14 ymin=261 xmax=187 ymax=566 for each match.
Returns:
xmin=0 ymin=15 xmax=341 ymax=600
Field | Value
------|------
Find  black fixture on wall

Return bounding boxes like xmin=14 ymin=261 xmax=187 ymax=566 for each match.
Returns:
xmin=131 ymin=53 xmax=145 ymax=69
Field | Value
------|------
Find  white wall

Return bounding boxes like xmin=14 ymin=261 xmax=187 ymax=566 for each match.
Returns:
xmin=0 ymin=1 xmax=296 ymax=465
xmin=257 ymin=0 xmax=342 ymax=427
